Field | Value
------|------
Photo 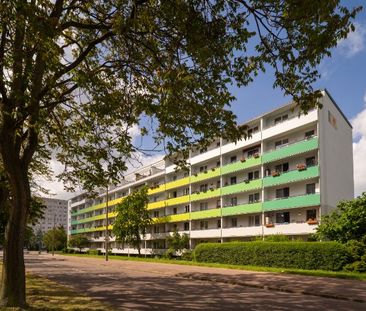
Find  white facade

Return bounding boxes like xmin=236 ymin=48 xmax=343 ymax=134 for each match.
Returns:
xmin=68 ymin=90 xmax=354 ymax=254
xmin=34 ymin=198 xmax=68 ymax=234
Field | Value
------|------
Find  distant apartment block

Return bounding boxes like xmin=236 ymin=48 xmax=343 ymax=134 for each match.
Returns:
xmin=34 ymin=198 xmax=68 ymax=233
xmin=68 ymin=89 xmax=354 ymax=254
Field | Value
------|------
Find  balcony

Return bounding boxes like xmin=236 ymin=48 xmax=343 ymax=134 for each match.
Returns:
xmin=71 ymin=212 xmax=117 ymax=226
xmin=191 ymin=167 xmax=221 ymax=184
xmin=262 ymin=136 xmax=318 ymax=164
xmin=154 ymin=212 xmax=190 ymax=224
xmin=147 ymin=200 xmax=166 ymax=210
xmin=221 ymin=156 xmax=261 ymax=175
xmin=263 ymin=165 xmax=319 ymax=187
xmin=190 ymin=228 xmax=221 ymax=238
xmin=71 ymin=196 xmax=125 ymax=216
xmin=222 ymin=226 xmax=262 ymax=238
xmin=70 ymin=225 xmax=112 ymax=235
xmin=191 ymin=188 xmax=221 ymax=202
xmin=147 ymin=183 xmax=165 ymax=195
xmin=222 ymin=202 xmax=262 ymax=217
xmin=165 ymin=176 xmax=190 ymax=191
xmin=165 ymin=195 xmax=190 ymax=207
xmin=191 ymin=208 xmax=221 ymax=220
xmin=221 ymin=179 xmax=262 ymax=196
xmin=263 ymin=193 xmax=320 ymax=211
xmin=263 ymin=222 xmax=318 ymax=235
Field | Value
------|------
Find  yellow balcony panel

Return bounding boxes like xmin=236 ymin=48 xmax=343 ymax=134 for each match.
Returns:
xmin=166 ymin=195 xmax=190 ymax=207
xmin=165 ymin=177 xmax=190 ymax=191
xmin=147 ymin=200 xmax=166 ymax=210
xmin=148 ymin=184 xmax=165 ymax=195
xmin=154 ymin=213 xmax=190 ymax=224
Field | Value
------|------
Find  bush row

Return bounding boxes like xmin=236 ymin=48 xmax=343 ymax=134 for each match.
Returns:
xmin=194 ymin=241 xmax=351 ymax=271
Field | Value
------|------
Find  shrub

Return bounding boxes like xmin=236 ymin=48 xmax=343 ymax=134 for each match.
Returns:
xmin=194 ymin=241 xmax=351 ymax=271
xmin=181 ymin=250 xmax=193 ymax=261
xmin=68 ymin=248 xmax=75 ymax=254
xmin=87 ymin=249 xmax=101 ymax=255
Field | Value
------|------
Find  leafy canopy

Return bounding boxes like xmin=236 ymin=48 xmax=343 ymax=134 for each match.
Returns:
xmin=166 ymin=229 xmax=189 ymax=253
xmin=43 ymin=226 xmax=67 ymax=251
xmin=315 ymin=193 xmax=366 ymax=243
xmin=112 ymin=186 xmax=151 ymax=254
xmin=68 ymin=235 xmax=89 ymax=252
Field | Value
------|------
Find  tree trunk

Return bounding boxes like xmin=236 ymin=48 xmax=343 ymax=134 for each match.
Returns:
xmin=0 ymin=170 xmax=30 ymax=308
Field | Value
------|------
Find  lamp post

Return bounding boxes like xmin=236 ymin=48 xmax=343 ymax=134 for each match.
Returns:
xmin=105 ymin=185 xmax=109 ymax=262
xmin=52 ymin=214 xmax=56 ymax=256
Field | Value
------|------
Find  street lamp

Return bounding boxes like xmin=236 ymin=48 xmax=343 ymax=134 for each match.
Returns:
xmin=105 ymin=185 xmax=109 ymax=261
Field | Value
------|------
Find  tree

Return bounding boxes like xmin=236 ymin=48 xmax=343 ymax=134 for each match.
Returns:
xmin=0 ymin=1 xmax=360 ymax=307
xmin=43 ymin=226 xmax=67 ymax=252
xmin=68 ymin=235 xmax=89 ymax=253
xmin=166 ymin=229 xmax=189 ymax=255
xmin=113 ymin=187 xmax=151 ymax=256
xmin=315 ymin=193 xmax=366 ymax=243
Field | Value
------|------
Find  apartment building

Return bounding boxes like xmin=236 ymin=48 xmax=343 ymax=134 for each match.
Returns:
xmin=68 ymin=89 xmax=354 ymax=254
xmin=33 ymin=197 xmax=68 ymax=234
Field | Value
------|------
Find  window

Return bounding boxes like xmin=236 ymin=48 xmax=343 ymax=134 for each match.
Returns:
xmin=306 ymin=209 xmax=317 ymax=221
xmin=173 ymin=207 xmax=177 ymax=214
xmin=184 ymin=188 xmax=189 ymax=195
xmin=249 ymin=193 xmax=260 ymax=203
xmin=231 ymin=197 xmax=237 ymax=206
xmin=185 ymin=205 xmax=190 ymax=213
xmin=200 ymin=221 xmax=208 ymax=230
xmin=274 ymin=114 xmax=288 ymax=125
xmin=230 ymin=156 xmax=237 ymax=163
xmin=275 ymin=139 xmax=289 ymax=149
xmin=247 ymin=148 xmax=259 ymax=158
xmin=275 ymin=162 xmax=289 ymax=173
xmin=200 ymin=184 xmax=208 ymax=192
xmin=200 ymin=147 xmax=207 ymax=154
xmin=216 ymin=161 xmax=221 ymax=167
xmin=154 ymin=226 xmax=160 ymax=233
xmin=276 ymin=187 xmax=290 ymax=199
xmin=217 ymin=219 xmax=221 ymax=228
xmin=306 ymin=156 xmax=316 ymax=167
xmin=248 ymin=170 xmax=260 ymax=180
xmin=306 ymin=183 xmax=316 ymax=194
xmin=305 ymin=130 xmax=315 ymax=139
xmin=216 ymin=200 xmax=221 ymax=208
xmin=184 ymin=222 xmax=189 ymax=231
xmin=217 ymin=180 xmax=221 ymax=188
xmin=249 ymin=215 xmax=260 ymax=227
xmin=153 ymin=211 xmax=159 ymax=217
xmin=172 ymin=175 xmax=177 ymax=181
xmin=276 ymin=211 xmax=290 ymax=224
xmin=199 ymin=165 xmax=207 ymax=172
xmin=231 ymin=218 xmax=238 ymax=227
xmin=216 ymin=141 xmax=221 ymax=147
xmin=200 ymin=202 xmax=208 ymax=211
xmin=172 ymin=191 xmax=177 ymax=198
xmin=230 ymin=176 xmax=237 ymax=185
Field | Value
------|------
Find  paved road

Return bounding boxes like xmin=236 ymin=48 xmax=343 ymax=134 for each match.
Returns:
xmin=25 ymin=253 xmax=365 ymax=310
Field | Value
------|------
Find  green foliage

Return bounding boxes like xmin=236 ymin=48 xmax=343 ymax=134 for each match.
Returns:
xmin=166 ymin=229 xmax=189 ymax=253
xmin=87 ymin=249 xmax=101 ymax=256
xmin=316 ymin=193 xmax=366 ymax=243
xmin=194 ymin=241 xmax=351 ymax=271
xmin=43 ymin=226 xmax=67 ymax=251
xmin=263 ymin=234 xmax=291 ymax=242
xmin=112 ymin=187 xmax=151 ymax=255
xmin=68 ymin=235 xmax=89 ymax=253
xmin=181 ymin=250 xmax=193 ymax=261
xmin=343 ymin=236 xmax=366 ymax=272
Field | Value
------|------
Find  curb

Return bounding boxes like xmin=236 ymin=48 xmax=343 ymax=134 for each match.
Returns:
xmin=176 ymin=273 xmax=366 ymax=304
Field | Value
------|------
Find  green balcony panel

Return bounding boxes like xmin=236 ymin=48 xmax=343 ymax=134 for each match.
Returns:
xmin=263 ymin=166 xmax=319 ymax=187
xmin=263 ymin=193 xmax=320 ymax=211
xmin=191 ymin=168 xmax=221 ymax=184
xmin=222 ymin=202 xmax=262 ymax=217
xmin=221 ymin=156 xmax=261 ymax=175
xmin=221 ymin=179 xmax=262 ymax=196
xmin=166 ymin=195 xmax=190 ymax=207
xmin=191 ymin=208 xmax=221 ymax=220
xmin=70 ymin=225 xmax=113 ymax=235
xmin=191 ymin=189 xmax=221 ymax=202
xmin=262 ymin=137 xmax=318 ymax=164
xmin=71 ymin=197 xmax=125 ymax=216
xmin=71 ymin=212 xmax=118 ymax=226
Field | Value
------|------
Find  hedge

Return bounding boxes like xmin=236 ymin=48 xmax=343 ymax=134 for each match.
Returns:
xmin=194 ymin=242 xmax=351 ymax=271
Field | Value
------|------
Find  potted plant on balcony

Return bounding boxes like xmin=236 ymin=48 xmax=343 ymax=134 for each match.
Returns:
xmin=253 ymin=152 xmax=260 ymax=158
xmin=307 ymin=218 xmax=318 ymax=225
xmin=204 ymin=169 xmax=208 ymax=174
xmin=240 ymin=157 xmax=246 ymax=163
xmin=244 ymin=179 xmax=250 ymax=184
xmin=196 ymin=191 xmax=200 ymax=195
xmin=211 ymin=167 xmax=216 ymax=172
xmin=271 ymin=171 xmax=280 ymax=177
xmin=297 ymin=163 xmax=307 ymax=171
xmin=265 ymin=223 xmax=274 ymax=228
xmin=194 ymin=173 xmax=198 ymax=177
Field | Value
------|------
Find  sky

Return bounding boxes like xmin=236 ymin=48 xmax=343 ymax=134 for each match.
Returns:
xmin=43 ymin=0 xmax=366 ymax=200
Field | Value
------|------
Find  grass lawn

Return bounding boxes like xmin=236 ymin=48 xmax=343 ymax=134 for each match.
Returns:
xmin=62 ymin=253 xmax=366 ymax=281
xmin=0 ymin=269 xmax=112 ymax=311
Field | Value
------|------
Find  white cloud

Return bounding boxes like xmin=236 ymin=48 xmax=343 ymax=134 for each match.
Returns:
xmin=338 ymin=23 xmax=366 ymax=58
xmin=352 ymin=92 xmax=366 ymax=196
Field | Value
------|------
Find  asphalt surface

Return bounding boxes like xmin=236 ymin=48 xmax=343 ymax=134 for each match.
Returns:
xmin=24 ymin=253 xmax=366 ymax=311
